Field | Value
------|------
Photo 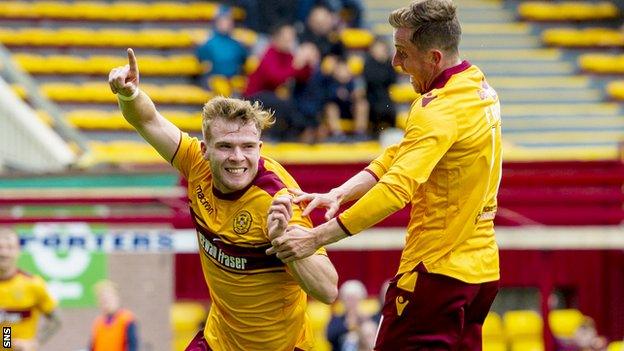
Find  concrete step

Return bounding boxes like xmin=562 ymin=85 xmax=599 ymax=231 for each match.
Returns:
xmin=487 ymin=76 xmax=590 ymax=89
xmin=502 ymin=103 xmax=621 ymax=117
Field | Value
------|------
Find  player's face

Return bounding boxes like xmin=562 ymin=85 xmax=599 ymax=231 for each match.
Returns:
xmin=202 ymin=118 xmax=262 ymax=194
xmin=0 ymin=231 xmax=20 ymax=273
xmin=98 ymin=287 xmax=120 ymax=314
xmin=392 ymin=27 xmax=438 ymax=94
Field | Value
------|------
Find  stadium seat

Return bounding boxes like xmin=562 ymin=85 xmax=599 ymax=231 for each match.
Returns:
xmin=606 ymin=81 xmax=624 ymax=101
xmin=483 ymin=312 xmax=505 ymax=341
xmin=542 ymin=28 xmax=624 ymax=48
xmin=608 ymin=341 xmax=624 ymax=351
xmin=503 ymin=310 xmax=543 ymax=341
xmin=0 ymin=1 xmax=232 ymax=22
xmin=23 ymin=82 xmax=212 ymax=105
xmin=519 ymin=2 xmax=619 ymax=21
xmin=548 ymin=309 xmax=585 ymax=338
xmin=171 ymin=302 xmax=207 ymax=351
xmin=340 ymin=28 xmax=374 ymax=49
xmin=511 ymin=339 xmax=545 ymax=351
xmin=579 ymin=53 xmax=624 ymax=74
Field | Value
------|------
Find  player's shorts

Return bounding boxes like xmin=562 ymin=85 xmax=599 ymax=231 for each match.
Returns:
xmin=374 ymin=270 xmax=499 ymax=351
xmin=184 ymin=330 xmax=307 ymax=351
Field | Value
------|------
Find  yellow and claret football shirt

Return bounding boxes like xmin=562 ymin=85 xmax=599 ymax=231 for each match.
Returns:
xmin=0 ymin=270 xmax=57 ymax=340
xmin=339 ymin=61 xmax=502 ymax=284
xmin=172 ymin=133 xmax=319 ymax=351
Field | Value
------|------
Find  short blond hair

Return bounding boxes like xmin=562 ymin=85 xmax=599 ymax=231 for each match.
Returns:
xmin=389 ymin=0 xmax=461 ymax=54
xmin=201 ymin=97 xmax=275 ymax=141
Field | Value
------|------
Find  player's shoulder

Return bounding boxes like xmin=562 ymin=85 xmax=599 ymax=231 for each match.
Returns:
xmin=252 ymin=157 xmax=296 ymax=198
xmin=13 ymin=270 xmax=46 ymax=288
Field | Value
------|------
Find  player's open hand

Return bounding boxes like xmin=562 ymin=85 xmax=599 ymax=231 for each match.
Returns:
xmin=108 ymin=48 xmax=140 ymax=97
xmin=267 ymin=195 xmax=293 ymax=240
xmin=266 ymin=225 xmax=317 ymax=262
xmin=290 ymin=188 xmax=341 ymax=221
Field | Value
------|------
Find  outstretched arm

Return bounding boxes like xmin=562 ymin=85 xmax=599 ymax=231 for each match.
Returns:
xmin=292 ymin=170 xmax=377 ymax=221
xmin=267 ymin=196 xmax=338 ymax=304
xmin=108 ymin=48 xmax=181 ymax=162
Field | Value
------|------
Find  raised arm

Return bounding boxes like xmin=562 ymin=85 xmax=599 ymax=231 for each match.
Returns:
xmin=292 ymin=144 xmax=401 ymax=221
xmin=108 ymin=48 xmax=181 ymax=162
xmin=267 ymin=196 xmax=338 ymax=304
xmin=292 ymin=170 xmax=377 ymax=220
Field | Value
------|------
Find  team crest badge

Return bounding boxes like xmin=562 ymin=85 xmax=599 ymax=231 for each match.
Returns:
xmin=233 ymin=210 xmax=252 ymax=235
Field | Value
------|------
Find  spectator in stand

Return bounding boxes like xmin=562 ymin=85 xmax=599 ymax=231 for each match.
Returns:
xmin=89 ymin=280 xmax=139 ymax=351
xmin=570 ymin=318 xmax=607 ymax=351
xmin=324 ymin=0 xmax=365 ymax=28
xmin=221 ymin=0 xmax=260 ymax=32
xmin=363 ymin=37 xmax=398 ymax=136
xmin=195 ymin=5 xmax=248 ymax=89
xmin=292 ymin=68 xmax=327 ymax=144
xmin=327 ymin=280 xmax=374 ymax=351
xmin=244 ymin=23 xmax=320 ymax=141
xmin=299 ymin=5 xmax=346 ymax=61
xmin=324 ymin=57 xmax=369 ymax=142
xmin=258 ymin=0 xmax=298 ymax=34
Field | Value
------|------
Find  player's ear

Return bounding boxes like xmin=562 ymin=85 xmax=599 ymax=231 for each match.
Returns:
xmin=429 ymin=49 xmax=443 ymax=66
xmin=200 ymin=140 xmax=209 ymax=161
xmin=258 ymin=140 xmax=263 ymax=149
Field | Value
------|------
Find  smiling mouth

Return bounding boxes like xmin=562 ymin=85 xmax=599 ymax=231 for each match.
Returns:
xmin=225 ymin=167 xmax=247 ymax=175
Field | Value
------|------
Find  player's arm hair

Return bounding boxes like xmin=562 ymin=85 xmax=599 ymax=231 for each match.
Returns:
xmin=286 ymin=254 xmax=338 ymax=304
xmin=38 ymin=310 xmax=62 ymax=344
xmin=330 ymin=170 xmax=378 ymax=205
xmin=118 ymin=91 xmax=181 ymax=162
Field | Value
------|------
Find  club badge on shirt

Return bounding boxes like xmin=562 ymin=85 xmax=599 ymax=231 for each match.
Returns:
xmin=233 ymin=210 xmax=252 ymax=235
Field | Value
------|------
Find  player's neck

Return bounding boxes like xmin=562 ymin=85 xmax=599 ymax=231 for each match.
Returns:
xmin=0 ymin=266 xmax=18 ymax=280
xmin=439 ymin=55 xmax=462 ymax=72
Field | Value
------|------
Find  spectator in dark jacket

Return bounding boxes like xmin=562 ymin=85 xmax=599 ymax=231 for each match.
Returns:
xmin=363 ymin=37 xmax=397 ymax=136
xmin=244 ymin=23 xmax=319 ymax=140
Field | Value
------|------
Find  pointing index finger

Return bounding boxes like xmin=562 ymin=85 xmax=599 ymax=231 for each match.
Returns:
xmin=127 ymin=48 xmax=138 ymax=72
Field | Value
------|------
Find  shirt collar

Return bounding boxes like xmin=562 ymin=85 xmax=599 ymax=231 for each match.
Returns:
xmin=425 ymin=60 xmax=471 ymax=93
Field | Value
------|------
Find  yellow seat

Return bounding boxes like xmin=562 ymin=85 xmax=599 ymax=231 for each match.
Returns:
xmin=548 ymin=309 xmax=584 ymax=338
xmin=340 ymin=28 xmax=374 ymax=49
xmin=232 ymin=28 xmax=258 ymax=47
xmin=171 ymin=302 xmax=207 ymax=351
xmin=0 ymin=3 xmax=32 ymax=18
xmin=608 ymin=341 xmax=624 ymax=351
xmin=503 ymin=310 xmax=543 ymax=341
xmin=606 ymin=81 xmax=624 ymax=100
xmin=347 ymin=55 xmax=364 ymax=76
xmin=511 ymin=339 xmax=544 ymax=351
xmin=483 ymin=312 xmax=505 ymax=341
xmin=519 ymin=2 xmax=619 ymax=21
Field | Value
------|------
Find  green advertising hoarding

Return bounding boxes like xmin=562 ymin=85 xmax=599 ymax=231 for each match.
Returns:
xmin=15 ymin=223 xmax=108 ymax=308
